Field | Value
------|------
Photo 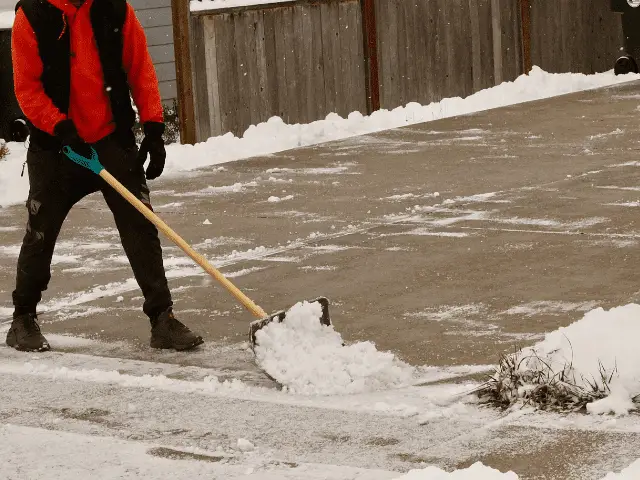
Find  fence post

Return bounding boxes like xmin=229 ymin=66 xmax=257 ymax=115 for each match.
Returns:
xmin=361 ymin=0 xmax=380 ymax=113
xmin=171 ymin=0 xmax=197 ymax=145
xmin=520 ymin=0 xmax=532 ymax=74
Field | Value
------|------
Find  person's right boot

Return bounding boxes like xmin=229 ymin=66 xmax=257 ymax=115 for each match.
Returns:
xmin=6 ymin=313 xmax=50 ymax=352
xmin=150 ymin=308 xmax=203 ymax=351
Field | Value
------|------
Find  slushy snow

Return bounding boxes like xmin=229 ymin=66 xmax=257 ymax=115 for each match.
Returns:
xmin=3 ymin=67 xmax=639 ymax=208
xmin=254 ymin=301 xmax=416 ymax=395
xmin=514 ymin=304 xmax=640 ymax=415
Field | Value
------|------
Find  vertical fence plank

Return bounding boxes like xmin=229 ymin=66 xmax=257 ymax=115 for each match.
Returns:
xmin=403 ymin=0 xmax=417 ymax=105
xmin=424 ymin=0 xmax=439 ymax=103
xmin=262 ymin=8 xmax=279 ymax=120
xmin=491 ymin=0 xmax=502 ymax=85
xmin=351 ymin=1 xmax=366 ymax=114
xmin=272 ymin=7 xmax=288 ymax=120
xmin=190 ymin=16 xmax=211 ymax=140
xmin=244 ymin=10 xmax=261 ymax=128
xmin=254 ymin=11 xmax=270 ymax=123
xmin=477 ymin=0 xmax=495 ymax=89
xmin=213 ymin=13 xmax=238 ymax=136
xmin=320 ymin=1 xmax=337 ymax=115
xmin=299 ymin=3 xmax=314 ymax=123
xmin=282 ymin=7 xmax=298 ymax=123
xmin=311 ymin=2 xmax=327 ymax=119
xmin=386 ymin=0 xmax=399 ymax=109
xmin=338 ymin=2 xmax=353 ymax=116
xmin=469 ymin=0 xmax=483 ymax=93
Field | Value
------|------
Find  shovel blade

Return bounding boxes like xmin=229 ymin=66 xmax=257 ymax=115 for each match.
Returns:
xmin=249 ymin=297 xmax=331 ymax=347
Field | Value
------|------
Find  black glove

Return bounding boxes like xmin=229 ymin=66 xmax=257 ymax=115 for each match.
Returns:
xmin=54 ymin=119 xmax=92 ymax=159
xmin=137 ymin=122 xmax=166 ymax=180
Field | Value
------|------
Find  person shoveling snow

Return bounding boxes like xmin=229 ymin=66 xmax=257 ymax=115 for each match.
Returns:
xmin=478 ymin=304 xmax=640 ymax=415
xmin=6 ymin=0 xmax=203 ymax=352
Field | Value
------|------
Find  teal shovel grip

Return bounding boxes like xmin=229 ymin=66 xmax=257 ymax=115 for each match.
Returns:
xmin=62 ymin=146 xmax=104 ymax=175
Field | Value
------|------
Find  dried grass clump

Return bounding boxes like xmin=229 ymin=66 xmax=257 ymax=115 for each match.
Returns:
xmin=0 ymin=141 xmax=8 ymax=160
xmin=475 ymin=347 xmax=628 ymax=413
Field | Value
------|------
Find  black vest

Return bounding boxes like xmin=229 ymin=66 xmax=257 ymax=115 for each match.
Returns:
xmin=16 ymin=0 xmax=136 ymax=149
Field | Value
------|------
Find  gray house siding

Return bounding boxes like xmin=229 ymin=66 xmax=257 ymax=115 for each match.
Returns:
xmin=130 ymin=0 xmax=177 ymax=106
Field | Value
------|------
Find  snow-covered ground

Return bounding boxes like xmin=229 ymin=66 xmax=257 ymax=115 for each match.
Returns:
xmin=2 ymin=67 xmax=638 ymax=208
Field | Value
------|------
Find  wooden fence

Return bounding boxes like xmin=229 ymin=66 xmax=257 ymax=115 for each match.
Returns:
xmin=529 ymin=0 xmax=623 ymax=74
xmin=187 ymin=0 xmax=625 ymax=141
xmin=190 ymin=0 xmax=366 ymax=142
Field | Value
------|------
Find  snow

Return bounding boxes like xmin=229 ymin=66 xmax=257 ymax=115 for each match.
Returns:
xmin=0 ymin=10 xmax=14 ymax=28
xmin=1 ymin=67 xmax=639 ymax=209
xmin=0 ymin=424 xmax=397 ymax=480
xmin=191 ymin=0 xmax=292 ymax=12
xmin=391 ymin=463 xmax=518 ymax=479
xmin=518 ymin=304 xmax=640 ymax=415
xmin=268 ymin=195 xmax=294 ymax=203
xmin=254 ymin=301 xmax=416 ymax=395
xmin=236 ymin=438 xmax=256 ymax=452
xmin=601 ymin=459 xmax=640 ymax=479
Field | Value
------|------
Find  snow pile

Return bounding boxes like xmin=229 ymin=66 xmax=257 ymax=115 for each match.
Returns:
xmin=0 ymin=10 xmax=15 ymax=29
xmin=2 ymin=67 xmax=639 ymax=208
xmin=478 ymin=304 xmax=640 ymax=415
xmin=191 ymin=0 xmax=291 ymax=11
xmin=392 ymin=462 xmax=518 ymax=479
xmin=254 ymin=301 xmax=416 ymax=395
xmin=162 ymin=67 xmax=639 ymax=175
xmin=0 ymin=142 xmax=28 ymax=208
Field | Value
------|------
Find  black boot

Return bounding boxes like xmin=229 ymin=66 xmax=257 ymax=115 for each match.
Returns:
xmin=150 ymin=309 xmax=203 ymax=351
xmin=6 ymin=313 xmax=50 ymax=352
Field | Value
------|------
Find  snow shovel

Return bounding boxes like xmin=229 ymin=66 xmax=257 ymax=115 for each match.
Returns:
xmin=62 ymin=147 xmax=331 ymax=347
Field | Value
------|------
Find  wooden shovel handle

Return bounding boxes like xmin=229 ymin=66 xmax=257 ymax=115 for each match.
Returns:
xmin=99 ymin=170 xmax=268 ymax=319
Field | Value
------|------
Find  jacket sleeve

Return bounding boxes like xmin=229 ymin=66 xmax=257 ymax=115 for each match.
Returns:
xmin=122 ymin=5 xmax=164 ymax=125
xmin=11 ymin=9 xmax=67 ymax=135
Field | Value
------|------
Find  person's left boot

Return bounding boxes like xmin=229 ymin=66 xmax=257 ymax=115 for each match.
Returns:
xmin=150 ymin=308 xmax=203 ymax=351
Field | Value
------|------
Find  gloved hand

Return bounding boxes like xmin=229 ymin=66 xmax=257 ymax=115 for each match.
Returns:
xmin=54 ymin=119 xmax=92 ymax=159
xmin=137 ymin=122 xmax=166 ymax=180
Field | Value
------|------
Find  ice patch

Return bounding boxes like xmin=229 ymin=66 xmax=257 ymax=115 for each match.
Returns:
xmin=254 ymin=301 xmax=416 ymax=395
xmin=503 ymin=300 xmax=599 ymax=317
xmin=605 ymin=201 xmax=640 ymax=207
xmin=590 ymin=129 xmax=624 ymax=140
xmin=268 ymin=195 xmax=294 ymax=203
xmin=176 ymin=182 xmax=258 ymax=196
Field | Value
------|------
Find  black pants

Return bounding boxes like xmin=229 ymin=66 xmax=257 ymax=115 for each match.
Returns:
xmin=12 ymin=136 xmax=172 ymax=320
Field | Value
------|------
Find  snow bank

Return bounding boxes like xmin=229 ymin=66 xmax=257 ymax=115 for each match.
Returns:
xmin=2 ymin=67 xmax=639 ymax=208
xmin=191 ymin=0 xmax=291 ymax=12
xmin=0 ymin=10 xmax=14 ymax=29
xmin=163 ymin=67 xmax=639 ymax=175
xmin=483 ymin=304 xmax=640 ymax=415
xmin=391 ymin=462 xmax=518 ymax=479
xmin=254 ymin=301 xmax=416 ymax=395
xmin=0 ymin=142 xmax=28 ymax=208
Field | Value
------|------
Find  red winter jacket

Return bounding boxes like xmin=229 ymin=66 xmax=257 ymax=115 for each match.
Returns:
xmin=12 ymin=0 xmax=163 ymax=143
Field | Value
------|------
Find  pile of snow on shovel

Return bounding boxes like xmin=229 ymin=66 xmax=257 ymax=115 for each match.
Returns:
xmin=254 ymin=301 xmax=416 ymax=395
